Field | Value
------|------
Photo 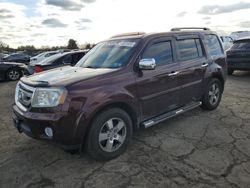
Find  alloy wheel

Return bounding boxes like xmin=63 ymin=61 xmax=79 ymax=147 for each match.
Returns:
xmin=208 ymin=83 xmax=220 ymax=106
xmin=98 ymin=118 xmax=127 ymax=153
xmin=8 ymin=70 xmax=20 ymax=80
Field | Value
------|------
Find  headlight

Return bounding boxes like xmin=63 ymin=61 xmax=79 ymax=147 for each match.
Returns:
xmin=31 ymin=88 xmax=67 ymax=107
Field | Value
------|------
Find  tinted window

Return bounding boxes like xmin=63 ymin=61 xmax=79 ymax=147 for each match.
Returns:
xmin=195 ymin=39 xmax=203 ymax=57
xmin=72 ymin=52 xmax=85 ymax=64
xmin=62 ymin=55 xmax=72 ymax=64
xmin=231 ymin=41 xmax=250 ymax=50
xmin=177 ymin=39 xmax=203 ymax=61
xmin=205 ymin=35 xmax=223 ymax=56
xmin=142 ymin=41 xmax=173 ymax=66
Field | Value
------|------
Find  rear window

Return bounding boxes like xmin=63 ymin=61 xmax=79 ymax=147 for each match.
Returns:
xmin=204 ymin=34 xmax=224 ymax=56
xmin=39 ymin=54 xmax=64 ymax=65
xmin=231 ymin=41 xmax=250 ymax=50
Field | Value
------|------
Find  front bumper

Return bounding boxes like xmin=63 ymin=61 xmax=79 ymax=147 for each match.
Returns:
xmin=12 ymin=104 xmax=81 ymax=149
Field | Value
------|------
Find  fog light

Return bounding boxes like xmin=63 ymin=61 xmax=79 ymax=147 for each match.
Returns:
xmin=45 ymin=127 xmax=53 ymax=138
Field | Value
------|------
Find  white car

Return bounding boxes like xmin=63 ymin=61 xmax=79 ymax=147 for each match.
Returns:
xmin=29 ymin=51 xmax=58 ymax=65
xmin=230 ymin=31 xmax=250 ymax=40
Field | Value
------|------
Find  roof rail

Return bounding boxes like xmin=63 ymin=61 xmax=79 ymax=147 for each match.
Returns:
xmin=110 ymin=32 xmax=145 ymax=38
xmin=171 ymin=27 xmax=210 ymax=31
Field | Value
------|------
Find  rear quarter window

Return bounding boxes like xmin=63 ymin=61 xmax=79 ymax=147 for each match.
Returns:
xmin=204 ymin=34 xmax=224 ymax=57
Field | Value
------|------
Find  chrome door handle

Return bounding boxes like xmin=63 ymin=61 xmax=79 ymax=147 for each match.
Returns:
xmin=201 ymin=63 xmax=208 ymax=67
xmin=168 ymin=71 xmax=179 ymax=76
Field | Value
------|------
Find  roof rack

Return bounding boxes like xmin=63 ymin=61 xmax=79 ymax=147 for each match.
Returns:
xmin=171 ymin=27 xmax=210 ymax=31
xmin=110 ymin=32 xmax=146 ymax=38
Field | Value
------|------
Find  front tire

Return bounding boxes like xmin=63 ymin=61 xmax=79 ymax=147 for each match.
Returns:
xmin=86 ymin=108 xmax=133 ymax=161
xmin=201 ymin=78 xmax=222 ymax=111
xmin=6 ymin=68 xmax=22 ymax=81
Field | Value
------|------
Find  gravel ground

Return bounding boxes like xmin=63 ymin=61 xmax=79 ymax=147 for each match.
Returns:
xmin=0 ymin=71 xmax=250 ymax=188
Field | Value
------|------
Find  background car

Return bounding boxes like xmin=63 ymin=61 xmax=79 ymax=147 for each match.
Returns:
xmin=220 ymin=36 xmax=233 ymax=50
xmin=230 ymin=31 xmax=250 ymax=40
xmin=2 ymin=53 xmax=30 ymax=64
xmin=0 ymin=53 xmax=8 ymax=62
xmin=0 ymin=62 xmax=27 ymax=81
xmin=29 ymin=51 xmax=59 ymax=65
xmin=27 ymin=50 xmax=88 ymax=74
xmin=227 ymin=38 xmax=250 ymax=75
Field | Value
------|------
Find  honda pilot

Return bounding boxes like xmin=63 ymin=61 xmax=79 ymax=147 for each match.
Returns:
xmin=13 ymin=28 xmax=227 ymax=160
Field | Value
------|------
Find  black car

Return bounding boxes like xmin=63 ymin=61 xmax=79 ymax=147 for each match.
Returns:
xmin=227 ymin=38 xmax=250 ymax=75
xmin=0 ymin=62 xmax=27 ymax=81
xmin=2 ymin=53 xmax=30 ymax=64
xmin=27 ymin=50 xmax=87 ymax=75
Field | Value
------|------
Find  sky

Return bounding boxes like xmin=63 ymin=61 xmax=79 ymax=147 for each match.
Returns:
xmin=0 ymin=0 xmax=250 ymax=48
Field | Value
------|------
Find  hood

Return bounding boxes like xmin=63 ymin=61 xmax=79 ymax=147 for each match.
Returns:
xmin=21 ymin=66 xmax=118 ymax=87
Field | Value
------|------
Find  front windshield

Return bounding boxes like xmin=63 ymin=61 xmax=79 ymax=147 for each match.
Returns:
xmin=76 ymin=39 xmax=139 ymax=68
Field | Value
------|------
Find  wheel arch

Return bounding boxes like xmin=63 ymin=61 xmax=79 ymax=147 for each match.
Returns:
xmin=210 ymin=72 xmax=225 ymax=92
xmin=89 ymin=101 xmax=139 ymax=131
xmin=79 ymin=101 xmax=139 ymax=149
xmin=5 ymin=66 xmax=22 ymax=79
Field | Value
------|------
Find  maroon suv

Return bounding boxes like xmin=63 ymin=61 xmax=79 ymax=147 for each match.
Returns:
xmin=13 ymin=28 xmax=227 ymax=160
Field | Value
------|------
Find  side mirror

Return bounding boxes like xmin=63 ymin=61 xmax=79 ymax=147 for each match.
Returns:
xmin=139 ymin=58 xmax=156 ymax=70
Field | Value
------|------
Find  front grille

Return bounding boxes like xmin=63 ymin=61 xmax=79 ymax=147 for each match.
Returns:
xmin=15 ymin=82 xmax=35 ymax=111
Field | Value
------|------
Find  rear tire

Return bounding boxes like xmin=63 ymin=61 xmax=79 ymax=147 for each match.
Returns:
xmin=228 ymin=69 xmax=234 ymax=75
xmin=86 ymin=108 xmax=133 ymax=161
xmin=201 ymin=78 xmax=222 ymax=111
xmin=6 ymin=68 xmax=22 ymax=81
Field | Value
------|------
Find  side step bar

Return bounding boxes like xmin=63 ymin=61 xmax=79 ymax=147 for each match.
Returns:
xmin=142 ymin=101 xmax=202 ymax=128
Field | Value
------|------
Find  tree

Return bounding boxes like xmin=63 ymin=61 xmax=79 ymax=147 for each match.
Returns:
xmin=17 ymin=45 xmax=36 ymax=52
xmin=67 ymin=39 xmax=78 ymax=49
xmin=0 ymin=41 xmax=11 ymax=52
xmin=85 ymin=43 xmax=91 ymax=49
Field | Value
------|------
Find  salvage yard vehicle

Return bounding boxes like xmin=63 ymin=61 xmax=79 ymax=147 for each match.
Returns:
xmin=227 ymin=38 xmax=250 ymax=75
xmin=2 ymin=53 xmax=30 ymax=64
xmin=13 ymin=28 xmax=227 ymax=160
xmin=29 ymin=51 xmax=59 ymax=65
xmin=26 ymin=50 xmax=88 ymax=75
xmin=0 ymin=61 xmax=27 ymax=81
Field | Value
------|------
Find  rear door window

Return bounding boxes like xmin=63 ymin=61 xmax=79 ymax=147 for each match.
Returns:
xmin=205 ymin=34 xmax=224 ymax=56
xmin=142 ymin=41 xmax=173 ymax=66
xmin=176 ymin=38 xmax=203 ymax=61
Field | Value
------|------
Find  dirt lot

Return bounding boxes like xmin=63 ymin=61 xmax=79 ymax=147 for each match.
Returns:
xmin=0 ymin=72 xmax=250 ymax=188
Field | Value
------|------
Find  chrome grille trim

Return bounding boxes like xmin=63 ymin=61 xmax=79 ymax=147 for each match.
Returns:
xmin=15 ymin=81 xmax=35 ymax=112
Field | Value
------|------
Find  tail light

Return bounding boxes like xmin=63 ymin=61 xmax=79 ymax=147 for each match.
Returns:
xmin=34 ymin=65 xmax=44 ymax=73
